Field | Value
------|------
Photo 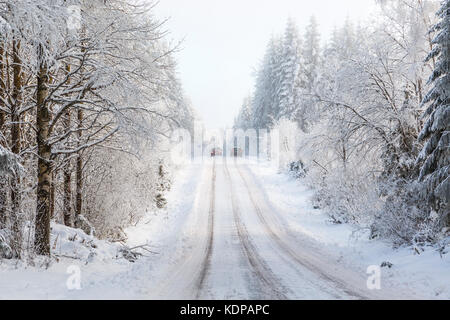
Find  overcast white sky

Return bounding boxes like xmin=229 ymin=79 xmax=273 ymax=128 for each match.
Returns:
xmin=153 ymin=0 xmax=377 ymax=129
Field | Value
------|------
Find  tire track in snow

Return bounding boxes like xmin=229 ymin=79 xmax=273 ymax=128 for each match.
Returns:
xmin=224 ymin=161 xmax=288 ymax=299
xmin=195 ymin=159 xmax=216 ymax=298
xmin=234 ymin=163 xmax=368 ymax=300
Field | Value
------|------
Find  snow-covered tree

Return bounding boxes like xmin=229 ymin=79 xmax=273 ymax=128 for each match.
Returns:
xmin=235 ymin=95 xmax=253 ymax=129
xmin=303 ymin=16 xmax=321 ymax=90
xmin=417 ymin=0 xmax=450 ymax=227
xmin=253 ymin=36 xmax=283 ymax=129
xmin=294 ymin=16 xmax=321 ymax=131
xmin=278 ymin=19 xmax=304 ymax=120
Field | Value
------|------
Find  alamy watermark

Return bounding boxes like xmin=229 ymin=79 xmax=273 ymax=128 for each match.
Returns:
xmin=66 ymin=265 xmax=82 ymax=290
xmin=366 ymin=265 xmax=381 ymax=290
xmin=67 ymin=5 xmax=81 ymax=31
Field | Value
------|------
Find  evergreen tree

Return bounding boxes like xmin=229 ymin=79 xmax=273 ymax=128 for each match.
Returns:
xmin=294 ymin=16 xmax=321 ymax=131
xmin=235 ymin=95 xmax=253 ymax=129
xmin=253 ymin=36 xmax=283 ymax=128
xmin=303 ymin=16 xmax=321 ymax=90
xmin=278 ymin=19 xmax=303 ymax=120
xmin=417 ymin=0 xmax=450 ymax=226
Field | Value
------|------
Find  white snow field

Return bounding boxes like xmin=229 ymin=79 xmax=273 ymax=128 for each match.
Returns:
xmin=0 ymin=160 xmax=448 ymax=299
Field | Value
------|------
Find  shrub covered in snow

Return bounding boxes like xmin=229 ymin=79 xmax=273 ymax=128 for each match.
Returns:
xmin=50 ymin=222 xmax=131 ymax=264
xmin=76 ymin=143 xmax=173 ymax=240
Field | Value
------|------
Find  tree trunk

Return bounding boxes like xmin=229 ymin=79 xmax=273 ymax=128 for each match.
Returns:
xmin=50 ymin=170 xmax=55 ymax=219
xmin=63 ymin=159 xmax=72 ymax=226
xmin=0 ymin=41 xmax=5 ymax=134
xmin=11 ymin=40 xmax=22 ymax=206
xmin=0 ymin=41 xmax=7 ymax=228
xmin=10 ymin=39 xmax=22 ymax=257
xmin=63 ymin=64 xmax=72 ymax=227
xmin=75 ymin=25 xmax=87 ymax=223
xmin=75 ymin=109 xmax=83 ymax=220
xmin=35 ymin=44 xmax=51 ymax=256
xmin=48 ymin=73 xmax=56 ymax=222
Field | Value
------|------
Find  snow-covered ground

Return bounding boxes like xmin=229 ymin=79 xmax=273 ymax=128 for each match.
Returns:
xmin=0 ymin=160 xmax=448 ymax=299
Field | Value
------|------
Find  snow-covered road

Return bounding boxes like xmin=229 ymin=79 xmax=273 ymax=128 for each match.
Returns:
xmin=147 ymin=159 xmax=399 ymax=300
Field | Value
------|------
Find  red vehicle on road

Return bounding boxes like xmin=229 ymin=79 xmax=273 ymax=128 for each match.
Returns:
xmin=230 ymin=147 xmax=243 ymax=157
xmin=210 ymin=147 xmax=223 ymax=157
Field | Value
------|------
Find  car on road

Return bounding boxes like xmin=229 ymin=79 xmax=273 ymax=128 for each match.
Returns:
xmin=230 ymin=147 xmax=243 ymax=157
xmin=210 ymin=147 xmax=223 ymax=157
